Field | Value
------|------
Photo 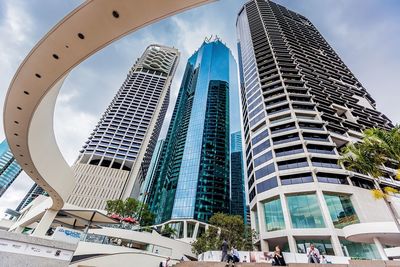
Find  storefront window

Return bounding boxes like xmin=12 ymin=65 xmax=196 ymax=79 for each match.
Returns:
xmin=187 ymin=222 xmax=196 ymax=238
xmin=341 ymin=239 xmax=381 ymax=260
xmin=324 ymin=193 xmax=359 ymax=228
xmin=263 ymin=197 xmax=285 ymax=231
xmin=296 ymin=239 xmax=334 ymax=255
xmin=287 ymin=193 xmax=325 ymax=228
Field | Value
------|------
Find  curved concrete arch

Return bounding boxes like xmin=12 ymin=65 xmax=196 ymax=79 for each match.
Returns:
xmin=3 ymin=0 xmax=214 ymax=210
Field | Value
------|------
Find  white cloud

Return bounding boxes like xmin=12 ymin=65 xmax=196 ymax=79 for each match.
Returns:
xmin=54 ymin=94 xmax=98 ymax=165
xmin=0 ymin=1 xmax=34 ymax=139
xmin=0 ymin=172 xmax=33 ymax=217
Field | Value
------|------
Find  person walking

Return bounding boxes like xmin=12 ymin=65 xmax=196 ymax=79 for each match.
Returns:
xmin=221 ymin=239 xmax=228 ymax=262
xmin=161 ymin=257 xmax=171 ymax=267
xmin=306 ymin=243 xmax=320 ymax=263
xmin=272 ymin=245 xmax=286 ymax=266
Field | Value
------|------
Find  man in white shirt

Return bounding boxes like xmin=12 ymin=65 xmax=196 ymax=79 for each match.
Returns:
xmin=162 ymin=257 xmax=171 ymax=267
xmin=306 ymin=243 xmax=320 ymax=263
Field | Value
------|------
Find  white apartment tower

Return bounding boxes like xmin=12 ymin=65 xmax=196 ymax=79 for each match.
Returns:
xmin=237 ymin=0 xmax=399 ymax=260
xmin=68 ymin=45 xmax=179 ymax=209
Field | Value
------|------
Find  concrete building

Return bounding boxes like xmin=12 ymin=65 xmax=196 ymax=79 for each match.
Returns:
xmin=68 ymin=45 xmax=180 ymax=210
xmin=237 ymin=0 xmax=399 ymax=260
xmin=148 ymin=39 xmax=237 ymax=223
xmin=230 ymin=131 xmax=247 ymax=221
xmin=0 ymin=139 xmax=22 ymax=197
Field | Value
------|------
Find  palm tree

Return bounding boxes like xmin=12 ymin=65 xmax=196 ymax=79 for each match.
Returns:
xmin=340 ymin=126 xmax=400 ymax=231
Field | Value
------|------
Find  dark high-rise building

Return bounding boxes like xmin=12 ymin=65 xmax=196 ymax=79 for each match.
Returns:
xmin=16 ymin=183 xmax=47 ymax=211
xmin=237 ymin=0 xmax=396 ymax=259
xmin=148 ymin=39 xmax=237 ymax=223
xmin=230 ymin=131 xmax=247 ymax=221
xmin=0 ymin=140 xmax=22 ymax=197
xmin=68 ymin=45 xmax=179 ymax=209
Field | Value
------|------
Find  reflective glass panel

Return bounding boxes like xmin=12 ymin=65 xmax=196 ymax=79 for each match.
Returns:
xmin=324 ymin=193 xmax=359 ymax=228
xmin=287 ymin=193 xmax=325 ymax=228
xmin=263 ymin=197 xmax=285 ymax=231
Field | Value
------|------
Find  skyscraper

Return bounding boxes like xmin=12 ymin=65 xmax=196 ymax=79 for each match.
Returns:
xmin=138 ymin=139 xmax=164 ymax=204
xmin=148 ymin=39 xmax=237 ymax=223
xmin=68 ymin=45 xmax=179 ymax=209
xmin=237 ymin=0 xmax=396 ymax=259
xmin=230 ymin=131 xmax=247 ymax=221
xmin=0 ymin=140 xmax=22 ymax=197
xmin=16 ymin=183 xmax=47 ymax=211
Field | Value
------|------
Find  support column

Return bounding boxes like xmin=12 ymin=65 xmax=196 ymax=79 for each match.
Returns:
xmin=315 ymin=190 xmax=344 ymax=256
xmin=32 ymin=209 xmax=58 ymax=237
xmin=373 ymin=237 xmax=388 ymax=260
xmin=330 ymin=235 xmax=344 ymax=257
xmin=287 ymin=235 xmax=297 ymax=254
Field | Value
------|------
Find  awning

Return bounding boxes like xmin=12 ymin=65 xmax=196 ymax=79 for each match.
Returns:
xmin=54 ymin=209 xmax=119 ymax=230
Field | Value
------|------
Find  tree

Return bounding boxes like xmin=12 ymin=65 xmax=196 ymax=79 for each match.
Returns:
xmin=340 ymin=126 xmax=400 ymax=231
xmin=105 ymin=198 xmax=155 ymax=226
xmin=191 ymin=213 xmax=256 ymax=255
xmin=161 ymin=225 xmax=177 ymax=238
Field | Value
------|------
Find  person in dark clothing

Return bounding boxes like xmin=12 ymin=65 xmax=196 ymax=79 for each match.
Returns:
xmin=272 ymin=246 xmax=286 ymax=266
xmin=221 ymin=239 xmax=228 ymax=262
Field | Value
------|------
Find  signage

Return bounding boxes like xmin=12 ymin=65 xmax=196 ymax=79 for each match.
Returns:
xmin=52 ymin=227 xmax=82 ymax=244
xmin=0 ymin=238 xmax=73 ymax=261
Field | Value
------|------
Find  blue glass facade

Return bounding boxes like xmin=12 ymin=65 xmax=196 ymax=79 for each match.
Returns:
xmin=0 ymin=140 xmax=22 ymax=197
xmin=148 ymin=40 xmax=237 ymax=223
xmin=230 ymin=131 xmax=247 ymax=222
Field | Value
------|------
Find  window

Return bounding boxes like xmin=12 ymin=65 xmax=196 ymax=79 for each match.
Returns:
xmin=312 ymin=158 xmax=341 ymax=169
xmin=167 ymin=222 xmax=184 ymax=238
xmin=249 ymin=188 xmax=256 ymax=202
xmin=273 ymin=133 xmax=300 ymax=145
xmin=296 ymin=239 xmax=334 ymax=255
xmin=287 ymin=193 xmax=325 ymax=228
xmin=280 ymin=172 xmax=313 ymax=185
xmin=277 ymin=158 xmax=308 ymax=170
xmin=263 ymin=197 xmax=285 ymax=231
xmin=307 ymin=144 xmax=335 ymax=155
xmin=324 ymin=193 xmax=359 ymax=228
xmin=317 ymin=172 xmax=348 ymax=185
xmin=253 ymin=140 xmax=270 ymax=156
xmin=270 ymin=122 xmax=296 ymax=134
xmin=303 ymin=132 xmax=329 ymax=142
xmin=255 ymin=163 xmax=275 ymax=180
xmin=257 ymin=177 xmax=278 ymax=193
xmin=351 ymin=177 xmax=375 ymax=190
xmin=250 ymin=112 xmax=265 ymax=127
xmin=340 ymin=239 xmax=381 ymax=260
xmin=252 ymin=129 xmax=269 ymax=145
xmin=275 ymin=145 xmax=304 ymax=157
xmin=254 ymin=151 xmax=273 ymax=167
xmin=187 ymin=222 xmax=196 ymax=238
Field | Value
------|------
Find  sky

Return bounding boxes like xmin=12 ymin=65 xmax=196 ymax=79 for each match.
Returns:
xmin=0 ymin=0 xmax=399 ymax=216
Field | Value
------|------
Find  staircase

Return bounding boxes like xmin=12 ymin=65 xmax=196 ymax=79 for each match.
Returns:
xmin=174 ymin=261 xmax=400 ymax=267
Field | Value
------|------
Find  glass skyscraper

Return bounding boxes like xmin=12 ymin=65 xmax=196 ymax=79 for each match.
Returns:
xmin=16 ymin=183 xmax=47 ymax=211
xmin=148 ymin=39 xmax=237 ymax=223
xmin=68 ymin=45 xmax=180 ymax=209
xmin=237 ymin=0 xmax=396 ymax=259
xmin=230 ymin=131 xmax=247 ymax=221
xmin=0 ymin=139 xmax=22 ymax=197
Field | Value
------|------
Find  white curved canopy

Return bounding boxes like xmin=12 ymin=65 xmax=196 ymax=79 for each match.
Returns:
xmin=343 ymin=222 xmax=400 ymax=246
xmin=3 ymin=0 xmax=214 ymax=210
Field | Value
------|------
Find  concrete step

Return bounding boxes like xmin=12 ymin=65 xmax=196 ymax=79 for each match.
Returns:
xmin=174 ymin=261 xmax=400 ymax=267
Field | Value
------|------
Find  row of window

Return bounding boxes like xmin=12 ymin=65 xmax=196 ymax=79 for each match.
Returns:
xmin=262 ymin=192 xmax=359 ymax=231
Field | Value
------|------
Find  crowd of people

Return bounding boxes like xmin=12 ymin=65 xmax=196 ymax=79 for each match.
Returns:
xmin=220 ymin=240 xmax=331 ymax=266
xmin=158 ymin=241 xmax=331 ymax=266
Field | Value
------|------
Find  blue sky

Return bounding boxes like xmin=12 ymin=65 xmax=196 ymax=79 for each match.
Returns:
xmin=0 ymin=0 xmax=399 ymax=215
